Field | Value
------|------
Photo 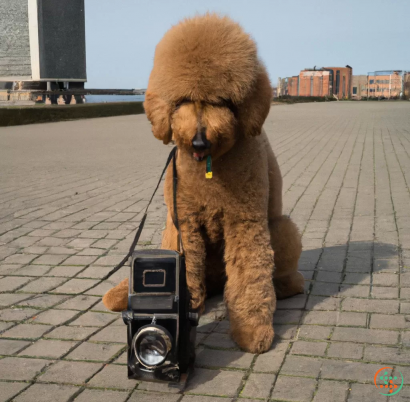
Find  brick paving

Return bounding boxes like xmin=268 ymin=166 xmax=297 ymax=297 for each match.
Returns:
xmin=0 ymin=101 xmax=410 ymax=401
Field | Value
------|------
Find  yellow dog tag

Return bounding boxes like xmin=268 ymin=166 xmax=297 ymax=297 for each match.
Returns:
xmin=206 ymin=155 xmax=212 ymax=179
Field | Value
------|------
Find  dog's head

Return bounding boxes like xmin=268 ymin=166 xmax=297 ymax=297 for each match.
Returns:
xmin=144 ymin=14 xmax=272 ymax=161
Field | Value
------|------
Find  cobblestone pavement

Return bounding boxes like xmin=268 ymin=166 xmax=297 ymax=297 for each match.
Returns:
xmin=0 ymin=101 xmax=410 ymax=402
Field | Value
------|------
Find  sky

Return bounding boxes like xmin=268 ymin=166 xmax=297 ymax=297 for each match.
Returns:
xmin=84 ymin=0 xmax=410 ymax=89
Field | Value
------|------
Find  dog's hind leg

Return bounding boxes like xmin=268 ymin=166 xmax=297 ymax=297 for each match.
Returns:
xmin=266 ymin=147 xmax=304 ymax=299
xmin=270 ymin=215 xmax=305 ymax=299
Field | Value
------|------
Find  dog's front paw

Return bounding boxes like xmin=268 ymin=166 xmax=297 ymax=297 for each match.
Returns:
xmin=231 ymin=324 xmax=274 ymax=354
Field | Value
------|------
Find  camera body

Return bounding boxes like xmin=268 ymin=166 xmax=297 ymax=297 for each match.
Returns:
xmin=122 ymin=249 xmax=197 ymax=383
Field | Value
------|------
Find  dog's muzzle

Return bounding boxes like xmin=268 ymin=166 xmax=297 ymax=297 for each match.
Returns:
xmin=192 ymin=129 xmax=211 ymax=162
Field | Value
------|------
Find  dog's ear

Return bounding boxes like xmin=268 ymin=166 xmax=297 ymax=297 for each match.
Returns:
xmin=144 ymin=92 xmax=173 ymax=144
xmin=237 ymin=65 xmax=272 ymax=137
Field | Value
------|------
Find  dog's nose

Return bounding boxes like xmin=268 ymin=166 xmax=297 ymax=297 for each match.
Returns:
xmin=192 ymin=130 xmax=210 ymax=151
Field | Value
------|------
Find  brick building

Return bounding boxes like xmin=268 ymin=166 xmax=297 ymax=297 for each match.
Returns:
xmin=367 ymin=71 xmax=403 ymax=98
xmin=282 ymin=65 xmax=352 ymax=98
xmin=325 ymin=66 xmax=352 ymax=99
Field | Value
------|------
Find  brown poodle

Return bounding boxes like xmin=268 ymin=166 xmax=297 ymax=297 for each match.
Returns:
xmin=103 ymin=14 xmax=304 ymax=354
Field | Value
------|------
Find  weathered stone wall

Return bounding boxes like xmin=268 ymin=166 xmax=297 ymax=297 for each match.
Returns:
xmin=0 ymin=0 xmax=32 ymax=78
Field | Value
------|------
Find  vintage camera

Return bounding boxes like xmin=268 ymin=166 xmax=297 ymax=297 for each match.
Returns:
xmin=122 ymin=249 xmax=197 ymax=383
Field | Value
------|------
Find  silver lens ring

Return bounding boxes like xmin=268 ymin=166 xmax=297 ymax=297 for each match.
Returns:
xmin=133 ymin=325 xmax=172 ymax=368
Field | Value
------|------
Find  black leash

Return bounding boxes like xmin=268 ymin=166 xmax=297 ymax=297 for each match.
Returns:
xmin=101 ymin=146 xmax=179 ymax=281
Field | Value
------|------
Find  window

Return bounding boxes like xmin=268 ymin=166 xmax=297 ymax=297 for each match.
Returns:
xmin=353 ymin=87 xmax=357 ymax=95
xmin=335 ymin=70 xmax=340 ymax=95
xmin=369 ymin=79 xmax=374 ymax=84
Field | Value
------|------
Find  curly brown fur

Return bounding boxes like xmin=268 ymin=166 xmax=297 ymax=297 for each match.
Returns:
xmin=102 ymin=14 xmax=304 ymax=353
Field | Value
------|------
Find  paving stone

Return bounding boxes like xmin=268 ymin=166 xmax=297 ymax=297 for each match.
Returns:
xmin=306 ymin=295 xmax=341 ymax=311
xmin=403 ymin=332 xmax=410 ymax=347
xmin=298 ymin=325 xmax=332 ymax=340
xmin=0 ymin=322 xmax=14 ymax=333
xmin=77 ymin=266 xmax=112 ymax=278
xmin=327 ymin=342 xmax=364 ymax=359
xmin=44 ymin=326 xmax=96 ymax=341
xmin=343 ymin=273 xmax=371 ymax=285
xmin=342 ymin=298 xmax=399 ymax=314
xmin=363 ymin=345 xmax=410 ymax=365
xmin=202 ymin=332 xmax=237 ymax=349
xmin=20 ymin=339 xmax=77 ymax=358
xmin=61 ymin=255 xmax=98 ymax=266
xmin=276 ymin=294 xmax=307 ymax=309
xmin=0 ymin=308 xmax=38 ymax=322
xmin=36 ymin=237 xmax=67 ymax=247
xmin=89 ymin=325 xmax=127 ymax=343
xmin=253 ymin=341 xmax=289 ymax=373
xmin=303 ymin=311 xmax=338 ymax=325
xmin=0 ymin=381 xmax=29 ymax=401
xmin=17 ymin=294 xmax=69 ymax=309
xmin=213 ymin=320 xmax=230 ymax=333
xmin=336 ymin=312 xmax=367 ymax=327
xmin=18 ymin=277 xmax=67 ymax=293
xmin=311 ymin=282 xmax=339 ymax=296
xmin=271 ymin=375 xmax=316 ymax=402
xmin=275 ymin=324 xmax=298 ymax=339
xmin=1 ymin=323 xmax=52 ymax=339
xmin=40 ymin=360 xmax=102 ymax=385
xmin=321 ymin=359 xmax=382 ymax=381
xmin=74 ymin=389 xmax=129 ymax=402
xmin=313 ymin=380 xmax=349 ymax=402
xmin=316 ymin=271 xmax=342 ymax=283
xmin=31 ymin=309 xmax=78 ymax=325
xmin=348 ymin=383 xmax=388 ymax=402
xmin=13 ymin=383 xmax=79 ymax=402
xmin=372 ymin=286 xmax=399 ymax=298
xmin=196 ymin=348 xmax=254 ymax=369
xmin=372 ymin=273 xmax=399 ymax=287
xmin=0 ymin=357 xmax=52 ymax=380
xmin=241 ymin=373 xmax=275 ymax=399
xmin=78 ymin=231 xmax=108 ymax=239
xmin=137 ymin=380 xmax=181 ymax=394
xmin=274 ymin=309 xmax=304 ymax=324
xmin=0 ymin=276 xmax=31 ymax=292
xmin=88 ymin=364 xmax=138 ymax=389
xmin=184 ymin=368 xmax=244 ymax=397
xmin=332 ymin=327 xmax=399 ymax=345
xmin=56 ymin=295 xmax=100 ymax=310
xmin=65 ymin=342 xmax=124 ymax=361
xmin=53 ymin=278 xmax=99 ymax=294
xmin=69 ymin=311 xmax=116 ymax=327
xmin=370 ymin=314 xmax=407 ymax=329
xmin=46 ymin=265 xmax=85 ymax=277
xmin=129 ymin=391 xmax=180 ymax=402
xmin=14 ymin=265 xmax=51 ymax=276
xmin=281 ymin=355 xmax=322 ymax=378
xmin=340 ymin=285 xmax=370 ymax=297
xmin=0 ymin=293 xmax=31 ymax=307
xmin=4 ymin=254 xmax=37 ymax=265
xmin=0 ymin=339 xmax=30 ymax=355
xmin=33 ymin=254 xmax=70 ymax=265
xmin=181 ymin=396 xmax=233 ymax=402
xmin=291 ymin=340 xmax=328 ymax=356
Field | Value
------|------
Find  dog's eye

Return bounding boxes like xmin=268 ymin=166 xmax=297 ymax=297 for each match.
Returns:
xmin=209 ymin=99 xmax=237 ymax=116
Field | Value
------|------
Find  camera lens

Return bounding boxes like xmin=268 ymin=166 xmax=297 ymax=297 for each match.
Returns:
xmin=133 ymin=326 xmax=172 ymax=368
